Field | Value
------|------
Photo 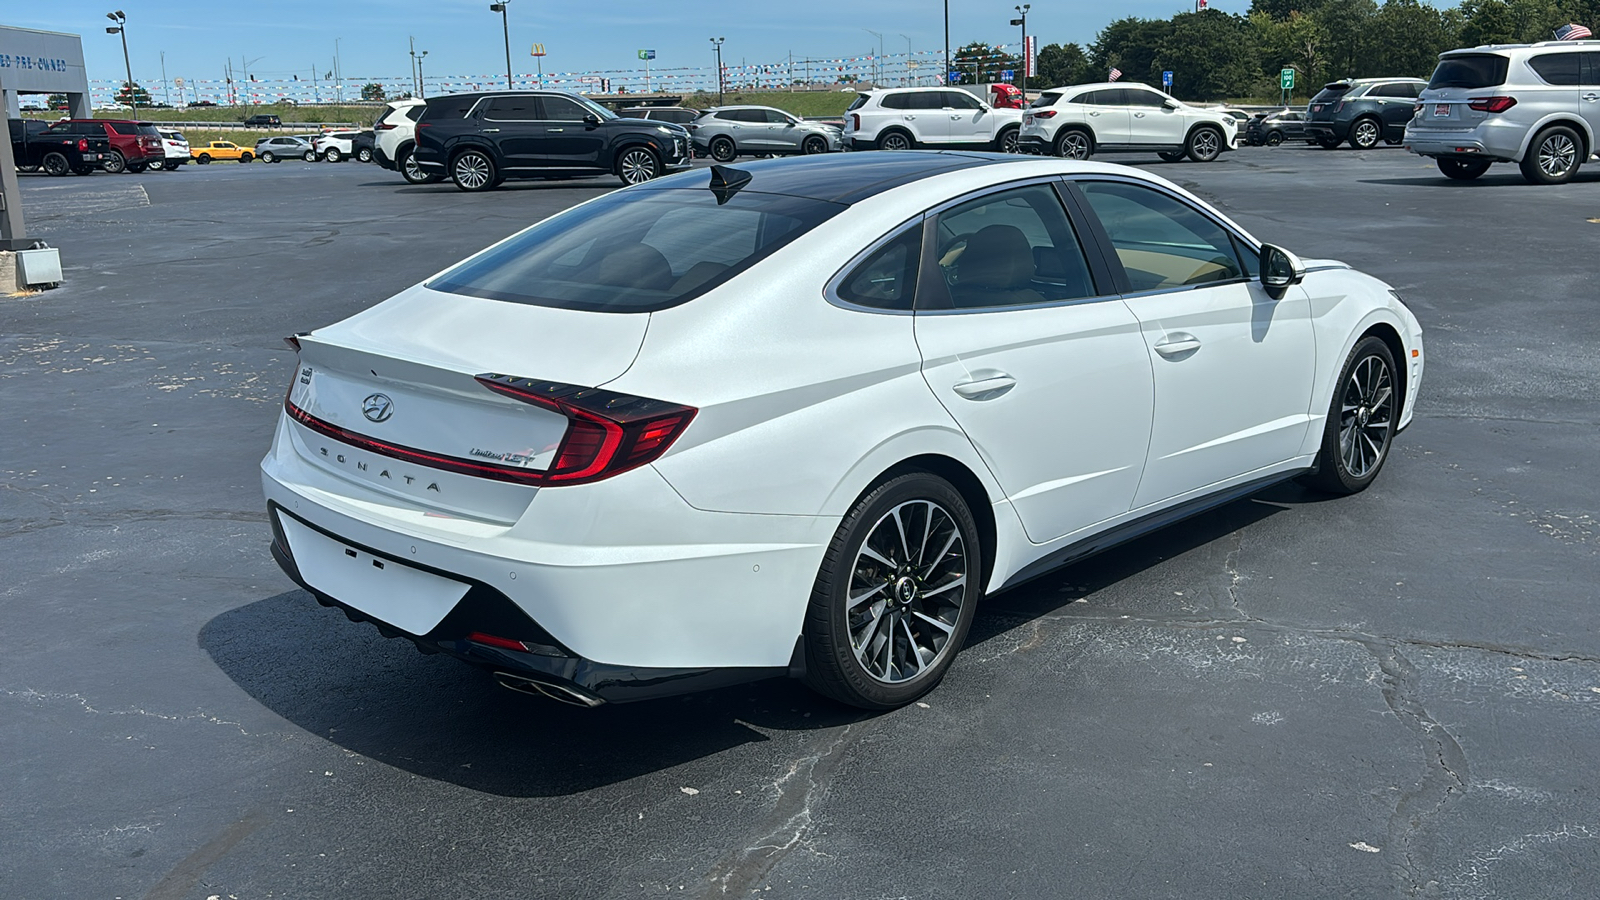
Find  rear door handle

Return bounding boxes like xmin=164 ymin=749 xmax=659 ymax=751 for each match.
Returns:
xmin=952 ymin=375 xmax=1017 ymax=399
xmin=1153 ymin=334 xmax=1202 ymax=358
xmin=1585 ymin=93 xmax=1600 ymax=101
xmin=1134 ymin=112 xmax=1146 ymax=118
xmin=480 ymin=128 xmax=500 ymax=133
xmin=547 ymin=128 xmax=565 ymax=132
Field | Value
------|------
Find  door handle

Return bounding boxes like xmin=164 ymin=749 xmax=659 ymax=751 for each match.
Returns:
xmin=547 ymin=128 xmax=565 ymax=132
xmin=1153 ymin=334 xmax=1202 ymax=358
xmin=1585 ymin=93 xmax=1600 ymax=101
xmin=952 ymin=375 xmax=1017 ymax=399
xmin=905 ymin=115 xmax=916 ymax=120
xmin=1089 ymin=111 xmax=1100 ymax=117
xmin=480 ymin=128 xmax=500 ymax=133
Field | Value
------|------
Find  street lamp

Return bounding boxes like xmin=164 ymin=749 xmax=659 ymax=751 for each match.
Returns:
xmin=900 ymin=34 xmax=913 ymax=86
xmin=417 ymin=50 xmax=429 ymax=98
xmin=710 ymin=37 xmax=725 ymax=106
xmin=1010 ymin=4 xmax=1031 ymax=97
xmin=944 ymin=0 xmax=950 ymax=88
xmin=489 ymin=2 xmax=513 ymax=89
xmin=105 ymin=11 xmax=135 ymax=114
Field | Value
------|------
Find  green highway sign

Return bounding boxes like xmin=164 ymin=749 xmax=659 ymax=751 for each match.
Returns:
xmin=1281 ymin=68 xmax=1295 ymax=90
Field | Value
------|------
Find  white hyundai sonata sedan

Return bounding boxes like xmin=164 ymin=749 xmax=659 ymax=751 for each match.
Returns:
xmin=262 ymin=152 xmax=1423 ymax=710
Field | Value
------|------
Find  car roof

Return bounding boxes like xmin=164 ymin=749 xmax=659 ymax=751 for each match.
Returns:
xmin=707 ymin=105 xmax=786 ymax=112
xmin=631 ymin=150 xmax=1033 ymax=204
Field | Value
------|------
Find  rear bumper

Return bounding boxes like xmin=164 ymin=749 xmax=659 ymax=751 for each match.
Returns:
xmin=1404 ymin=126 xmax=1521 ymax=162
xmin=1017 ymin=134 xmax=1049 ymax=155
xmin=373 ymin=145 xmax=395 ymax=170
xmin=1304 ymin=122 xmax=1347 ymax=141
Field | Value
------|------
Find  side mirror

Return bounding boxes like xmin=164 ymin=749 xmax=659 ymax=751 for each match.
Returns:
xmin=1260 ymin=243 xmax=1306 ymax=294
xmin=584 ymin=114 xmax=601 ymax=126
xmin=1163 ymin=100 xmax=1181 ymax=110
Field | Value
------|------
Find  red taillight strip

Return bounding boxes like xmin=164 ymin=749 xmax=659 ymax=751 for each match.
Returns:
xmin=285 ymin=399 xmax=548 ymax=486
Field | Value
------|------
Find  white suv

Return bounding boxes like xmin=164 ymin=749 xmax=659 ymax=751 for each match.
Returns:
xmin=843 ymin=87 xmax=1023 ymax=152
xmin=1018 ymin=83 xmax=1239 ymax=162
xmin=373 ymin=98 xmax=437 ymax=184
xmin=1406 ymin=42 xmax=1600 ymax=184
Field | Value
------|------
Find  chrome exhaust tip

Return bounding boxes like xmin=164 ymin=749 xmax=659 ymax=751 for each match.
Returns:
xmin=493 ymin=672 xmax=604 ymax=707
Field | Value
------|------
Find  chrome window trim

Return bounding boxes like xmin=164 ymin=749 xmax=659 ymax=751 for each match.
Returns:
xmin=823 ymin=215 xmax=927 ymax=316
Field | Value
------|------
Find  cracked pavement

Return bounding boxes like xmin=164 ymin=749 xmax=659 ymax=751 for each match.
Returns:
xmin=2 ymin=148 xmax=1598 ymax=899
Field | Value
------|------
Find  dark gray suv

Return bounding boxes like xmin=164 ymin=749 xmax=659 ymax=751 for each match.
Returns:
xmin=1306 ymin=78 xmax=1426 ymax=149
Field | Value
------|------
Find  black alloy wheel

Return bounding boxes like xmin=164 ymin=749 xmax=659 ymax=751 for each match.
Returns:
xmin=1349 ymin=118 xmax=1381 ymax=150
xmin=616 ymin=146 xmax=661 ymax=185
xmin=878 ymin=130 xmax=913 ymax=152
xmin=995 ymin=126 xmax=1020 ymax=154
xmin=1302 ymin=336 xmax=1398 ymax=495
xmin=163 ymin=160 xmax=180 ymax=171
xmin=196 ymin=154 xmax=211 ymax=165
xmin=709 ymin=136 xmax=737 ymax=162
xmin=450 ymin=149 xmax=496 ymax=192
xmin=42 ymin=153 xmax=71 ymax=176
xmin=102 ymin=150 xmax=126 ymax=174
xmin=1265 ymin=131 xmax=1285 ymax=146
xmin=802 ymin=135 xmax=829 ymax=155
xmin=1186 ymin=126 xmax=1223 ymax=162
xmin=1519 ymin=125 xmax=1582 ymax=185
xmin=803 ymin=472 xmax=981 ymax=710
xmin=1055 ymin=129 xmax=1092 ymax=160
xmin=1437 ymin=158 xmax=1490 ymax=181
xmin=238 ymin=152 xmax=252 ymax=163
xmin=18 ymin=164 xmax=40 ymax=172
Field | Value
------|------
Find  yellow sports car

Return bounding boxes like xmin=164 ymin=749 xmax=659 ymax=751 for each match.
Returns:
xmin=191 ymin=141 xmax=254 ymax=164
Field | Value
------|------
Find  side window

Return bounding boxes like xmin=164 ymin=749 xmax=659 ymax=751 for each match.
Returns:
xmin=763 ymin=109 xmax=792 ymax=124
xmin=736 ymin=109 xmax=767 ymax=123
xmin=1077 ymin=180 xmax=1247 ymax=292
xmin=1083 ymin=89 xmax=1118 ymax=106
xmin=836 ymin=223 xmax=923 ymax=311
xmin=881 ymin=93 xmax=912 ymax=110
xmin=1583 ymin=53 xmax=1600 ymax=86
xmin=943 ymin=91 xmax=983 ymax=110
xmin=1529 ymin=53 xmax=1582 ymax=86
xmin=483 ymin=96 xmax=540 ymax=121
xmin=1126 ymin=90 xmax=1166 ymax=108
xmin=109 ymin=122 xmax=140 ymax=135
xmin=909 ymin=92 xmax=945 ymax=110
xmin=541 ymin=97 xmax=590 ymax=121
xmin=922 ymin=184 xmax=1097 ymax=310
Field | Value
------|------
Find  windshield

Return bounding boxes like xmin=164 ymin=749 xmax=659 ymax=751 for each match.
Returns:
xmin=1429 ymin=54 xmax=1510 ymax=89
xmin=428 ymin=188 xmax=845 ymax=313
xmin=571 ymin=94 xmax=617 ymax=120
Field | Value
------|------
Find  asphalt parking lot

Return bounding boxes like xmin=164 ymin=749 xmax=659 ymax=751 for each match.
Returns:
xmin=4 ymin=146 xmax=1599 ymax=900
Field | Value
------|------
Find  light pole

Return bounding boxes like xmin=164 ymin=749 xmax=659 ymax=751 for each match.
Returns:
xmin=241 ymin=55 xmax=265 ymax=105
xmin=900 ymin=34 xmax=913 ymax=85
xmin=865 ymin=30 xmax=883 ymax=86
xmin=334 ymin=38 xmax=343 ymax=102
xmin=944 ymin=0 xmax=950 ymax=87
xmin=1011 ymin=4 xmax=1030 ymax=97
xmin=710 ymin=37 xmax=725 ymax=106
xmin=417 ymin=51 xmax=428 ymax=98
xmin=490 ymin=2 xmax=513 ymax=89
xmin=104 ymin=11 xmax=135 ymax=113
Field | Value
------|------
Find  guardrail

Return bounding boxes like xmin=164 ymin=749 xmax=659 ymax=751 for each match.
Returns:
xmin=140 ymin=121 xmax=364 ymax=131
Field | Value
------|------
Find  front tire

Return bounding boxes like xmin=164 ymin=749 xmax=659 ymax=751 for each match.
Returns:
xmin=1265 ymin=131 xmax=1285 ymax=146
xmin=196 ymin=154 xmax=211 ymax=165
xmin=1055 ymin=128 xmax=1092 ymax=159
xmin=450 ymin=149 xmax=496 ymax=191
xmin=802 ymin=473 xmax=981 ymax=710
xmin=303 ymin=150 xmax=317 ymax=162
xmin=1519 ymin=125 xmax=1582 ymax=185
xmin=163 ymin=160 xmax=180 ymax=171
xmin=357 ymin=147 xmax=373 ymax=163
xmin=1437 ymin=157 xmax=1490 ymax=181
xmin=42 ymin=152 xmax=71 ymax=177
xmin=1349 ymin=118 xmax=1381 ymax=150
xmin=126 ymin=162 xmax=147 ymax=173
xmin=102 ymin=151 xmax=126 ymax=174
xmin=322 ymin=148 xmax=340 ymax=163
xmin=1302 ymin=336 xmax=1398 ymax=495
xmin=802 ymin=135 xmax=829 ymax=155
xmin=995 ymin=126 xmax=1019 ymax=154
xmin=709 ymin=136 xmax=737 ymax=162
xmin=1186 ymin=126 xmax=1224 ymax=162
xmin=616 ymin=146 xmax=661 ymax=185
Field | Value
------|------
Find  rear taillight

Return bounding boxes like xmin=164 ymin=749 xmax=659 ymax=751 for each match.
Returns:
xmin=475 ymin=374 xmax=696 ymax=485
xmin=1468 ymin=96 xmax=1517 ymax=113
xmin=375 ymin=122 xmax=397 ymax=130
xmin=77 ymin=138 xmax=88 ymax=151
xmin=850 ymin=113 xmax=861 ymax=130
xmin=1334 ymin=101 xmax=1345 ymax=112
xmin=1030 ymin=109 xmax=1057 ymax=119
xmin=1413 ymin=103 xmax=1423 ymax=114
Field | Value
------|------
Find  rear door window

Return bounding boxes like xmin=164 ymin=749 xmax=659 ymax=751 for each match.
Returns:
xmin=908 ymin=92 xmax=944 ymax=110
xmin=427 ymin=189 xmax=844 ymax=313
xmin=1529 ymin=53 xmax=1583 ymax=86
xmin=484 ymin=96 xmax=540 ymax=121
xmin=1125 ymin=89 xmax=1167 ymax=107
xmin=880 ymin=93 xmax=913 ymax=110
xmin=1428 ymin=55 xmax=1509 ymax=89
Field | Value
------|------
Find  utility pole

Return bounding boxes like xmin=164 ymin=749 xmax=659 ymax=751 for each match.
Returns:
xmin=1011 ymin=5 xmax=1030 ymax=97
xmin=417 ymin=51 xmax=428 ymax=98
xmin=409 ymin=36 xmax=419 ymax=95
xmin=241 ymin=55 xmax=265 ymax=105
xmin=900 ymin=35 xmax=912 ymax=85
xmin=105 ymin=11 xmax=135 ymax=114
xmin=944 ymin=0 xmax=951 ymax=87
xmin=865 ymin=30 xmax=883 ymax=86
xmin=334 ymin=38 xmax=342 ymax=102
xmin=160 ymin=50 xmax=169 ymax=106
xmin=710 ymin=37 xmax=725 ymax=105
xmin=490 ymin=2 xmax=513 ymax=89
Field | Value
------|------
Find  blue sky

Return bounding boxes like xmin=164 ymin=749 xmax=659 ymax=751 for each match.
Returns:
xmin=15 ymin=0 xmax=1224 ymax=95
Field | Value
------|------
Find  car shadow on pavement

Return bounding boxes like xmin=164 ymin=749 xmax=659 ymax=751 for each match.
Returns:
xmin=200 ymin=485 xmax=1309 ymax=797
xmin=1359 ymin=171 xmax=1600 ymax=187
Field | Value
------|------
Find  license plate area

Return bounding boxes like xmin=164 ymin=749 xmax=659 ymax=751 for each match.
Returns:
xmin=1433 ymin=104 xmax=1451 ymax=117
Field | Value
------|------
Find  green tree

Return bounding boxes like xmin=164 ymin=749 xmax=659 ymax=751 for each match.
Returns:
xmin=1090 ymin=17 xmax=1174 ymax=84
xmin=1152 ymin=11 xmax=1260 ymax=100
xmin=1369 ymin=0 xmax=1457 ymax=77
xmin=1250 ymin=0 xmax=1331 ymax=20
xmin=1315 ymin=0 xmax=1379 ymax=78
xmin=952 ymin=41 xmax=1021 ymax=84
xmin=360 ymin=82 xmax=385 ymax=101
xmin=114 ymin=81 xmax=152 ymax=107
xmin=1036 ymin=42 xmax=1094 ymax=88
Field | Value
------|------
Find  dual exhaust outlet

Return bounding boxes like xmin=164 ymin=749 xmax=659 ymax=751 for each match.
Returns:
xmin=493 ymin=671 xmax=604 ymax=707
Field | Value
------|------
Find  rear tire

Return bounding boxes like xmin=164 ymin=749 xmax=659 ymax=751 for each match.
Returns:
xmin=995 ymin=125 xmax=1019 ymax=154
xmin=709 ymin=136 xmax=737 ymax=162
xmin=357 ymin=147 xmax=373 ymax=163
xmin=1055 ymin=128 xmax=1092 ymax=159
xmin=126 ymin=162 xmax=147 ymax=173
xmin=102 ymin=150 xmax=126 ymax=174
xmin=42 ymin=152 xmax=71 ymax=176
xmin=1437 ymin=157 xmax=1490 ymax=181
xmin=1301 ymin=336 xmax=1398 ymax=495
xmin=1519 ymin=125 xmax=1582 ymax=185
xmin=1186 ymin=126 xmax=1224 ymax=162
xmin=1316 ymin=136 xmax=1341 ymax=150
xmin=450 ymin=149 xmax=497 ymax=192
xmin=1265 ymin=131 xmax=1285 ymax=146
xmin=261 ymin=151 xmax=276 ymax=164
xmin=802 ymin=472 xmax=981 ymax=710
xmin=323 ymin=148 xmax=340 ymax=163
xmin=877 ymin=129 xmax=914 ymax=152
xmin=303 ymin=150 xmax=317 ymax=162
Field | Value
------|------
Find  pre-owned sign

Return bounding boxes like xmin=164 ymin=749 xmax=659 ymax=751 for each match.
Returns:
xmin=0 ymin=25 xmax=88 ymax=95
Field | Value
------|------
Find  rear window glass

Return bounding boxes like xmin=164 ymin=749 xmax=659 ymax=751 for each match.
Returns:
xmin=427 ymin=189 xmax=845 ymax=313
xmin=1529 ymin=53 xmax=1582 ymax=86
xmin=847 ymin=94 xmax=870 ymax=111
xmin=1429 ymin=55 xmax=1509 ymax=89
xmin=1034 ymin=92 xmax=1061 ymax=107
xmin=1311 ymin=84 xmax=1352 ymax=103
xmin=109 ymin=122 xmax=141 ymax=135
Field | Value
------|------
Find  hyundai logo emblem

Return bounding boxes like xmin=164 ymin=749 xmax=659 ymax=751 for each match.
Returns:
xmin=361 ymin=393 xmax=395 ymax=423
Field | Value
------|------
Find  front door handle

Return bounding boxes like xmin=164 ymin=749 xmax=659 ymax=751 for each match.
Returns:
xmin=480 ymin=128 xmax=500 ymax=133
xmin=1153 ymin=334 xmax=1202 ymax=358
xmin=1134 ymin=112 xmax=1146 ymax=118
xmin=952 ymin=374 xmax=1017 ymax=399
xmin=547 ymin=128 xmax=565 ymax=132
xmin=1585 ymin=93 xmax=1600 ymax=101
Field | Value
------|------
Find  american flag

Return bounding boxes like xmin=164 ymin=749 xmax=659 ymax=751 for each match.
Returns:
xmin=1108 ymin=67 xmax=1123 ymax=82
xmin=1554 ymin=23 xmax=1593 ymax=40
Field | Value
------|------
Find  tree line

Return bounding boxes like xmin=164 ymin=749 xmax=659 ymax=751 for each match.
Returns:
xmin=1026 ymin=0 xmax=1600 ymax=101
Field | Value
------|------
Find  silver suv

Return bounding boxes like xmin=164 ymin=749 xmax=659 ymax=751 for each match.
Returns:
xmin=690 ymin=106 xmax=841 ymax=161
xmin=1406 ymin=42 xmax=1600 ymax=183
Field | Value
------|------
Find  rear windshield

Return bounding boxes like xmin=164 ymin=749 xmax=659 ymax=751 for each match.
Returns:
xmin=1034 ymin=92 xmax=1062 ymax=107
xmin=427 ymin=189 xmax=845 ymax=313
xmin=847 ymin=94 xmax=870 ymax=111
xmin=1311 ymin=84 xmax=1352 ymax=103
xmin=138 ymin=125 xmax=161 ymax=137
xmin=1429 ymin=54 xmax=1509 ymax=89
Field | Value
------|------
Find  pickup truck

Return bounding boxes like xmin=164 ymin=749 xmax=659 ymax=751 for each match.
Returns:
xmin=191 ymin=141 xmax=255 ymax=164
xmin=9 ymin=118 xmax=111 ymax=176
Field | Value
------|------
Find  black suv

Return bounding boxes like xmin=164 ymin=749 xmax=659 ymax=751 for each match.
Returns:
xmin=1305 ymin=78 xmax=1426 ymax=149
xmin=243 ymin=114 xmax=282 ymax=127
xmin=412 ymin=91 xmax=691 ymax=192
